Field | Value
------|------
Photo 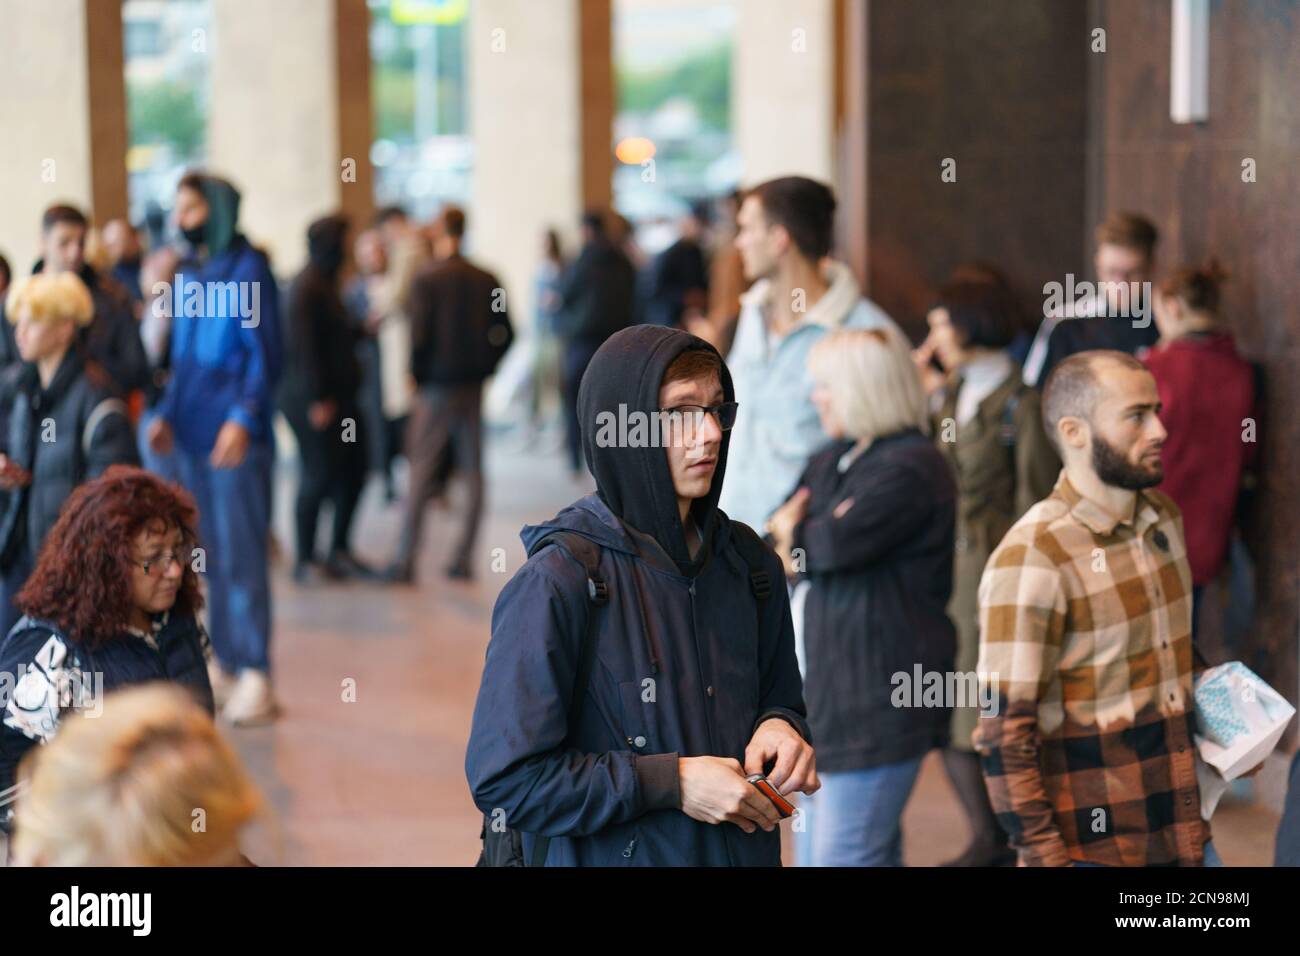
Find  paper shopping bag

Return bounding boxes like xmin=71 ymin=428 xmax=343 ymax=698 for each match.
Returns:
xmin=1193 ymin=661 xmax=1296 ymax=820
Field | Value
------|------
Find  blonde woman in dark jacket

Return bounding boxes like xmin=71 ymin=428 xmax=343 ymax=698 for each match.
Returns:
xmin=913 ymin=273 xmax=1059 ymax=866
xmin=0 ymin=273 xmax=139 ymax=635
xmin=769 ymin=326 xmax=956 ymax=866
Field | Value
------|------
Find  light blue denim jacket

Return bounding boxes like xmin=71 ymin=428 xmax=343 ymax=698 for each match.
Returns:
xmin=719 ymin=262 xmax=902 ymax=530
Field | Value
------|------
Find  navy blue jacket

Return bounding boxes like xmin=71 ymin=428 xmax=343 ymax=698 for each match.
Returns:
xmin=0 ymin=611 xmax=213 ymax=829
xmin=466 ymin=493 xmax=809 ymax=866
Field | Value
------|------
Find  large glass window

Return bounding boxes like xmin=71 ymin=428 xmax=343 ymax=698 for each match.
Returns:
xmin=368 ymin=0 xmax=472 ymax=220
xmin=122 ymin=0 xmax=211 ymax=244
xmin=613 ymin=0 xmax=737 ymax=249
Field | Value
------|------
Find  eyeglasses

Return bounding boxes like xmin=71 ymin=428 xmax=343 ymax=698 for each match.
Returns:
xmin=659 ymin=402 xmax=739 ymax=434
xmin=131 ymin=550 xmax=186 ymax=577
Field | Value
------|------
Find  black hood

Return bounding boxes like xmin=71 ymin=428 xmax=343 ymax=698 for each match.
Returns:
xmin=578 ymin=325 xmax=733 ymax=576
xmin=307 ymin=214 xmax=349 ymax=277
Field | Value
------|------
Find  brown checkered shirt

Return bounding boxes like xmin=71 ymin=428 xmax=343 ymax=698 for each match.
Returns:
xmin=974 ymin=472 xmax=1209 ymax=866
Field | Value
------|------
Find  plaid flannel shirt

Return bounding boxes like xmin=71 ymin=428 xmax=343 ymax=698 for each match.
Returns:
xmin=974 ymin=472 xmax=1209 ymax=866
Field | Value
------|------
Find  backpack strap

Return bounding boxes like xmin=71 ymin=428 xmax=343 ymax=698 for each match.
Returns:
xmin=726 ymin=520 xmax=773 ymax=604
xmin=524 ymin=531 xmax=608 ymax=867
xmin=82 ymin=397 xmax=129 ymax=458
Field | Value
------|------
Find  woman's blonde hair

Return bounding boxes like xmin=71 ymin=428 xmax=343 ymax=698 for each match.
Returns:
xmin=11 ymin=683 xmax=262 ymax=867
xmin=807 ymin=326 xmax=929 ymax=442
xmin=5 ymin=272 xmax=94 ymax=327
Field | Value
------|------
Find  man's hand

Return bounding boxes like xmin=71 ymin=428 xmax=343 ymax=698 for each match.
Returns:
xmin=0 ymin=454 xmax=31 ymax=490
xmin=210 ymin=421 xmax=250 ymax=469
xmin=308 ymin=399 xmax=338 ymax=431
xmin=766 ymin=488 xmax=810 ymax=550
xmin=678 ymin=756 xmax=782 ymax=833
xmin=745 ymin=718 xmax=819 ymax=796
xmin=147 ymin=417 xmax=174 ymax=455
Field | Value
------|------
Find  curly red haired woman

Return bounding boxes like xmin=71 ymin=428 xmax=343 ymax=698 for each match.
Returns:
xmin=0 ymin=466 xmax=214 ymax=836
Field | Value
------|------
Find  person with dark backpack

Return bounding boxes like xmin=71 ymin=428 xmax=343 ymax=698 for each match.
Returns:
xmin=466 ymin=325 xmax=816 ymax=866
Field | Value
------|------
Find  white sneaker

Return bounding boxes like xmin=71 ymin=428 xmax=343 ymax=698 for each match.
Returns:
xmin=222 ymin=670 xmax=279 ymax=727
xmin=207 ymin=661 xmax=237 ymax=710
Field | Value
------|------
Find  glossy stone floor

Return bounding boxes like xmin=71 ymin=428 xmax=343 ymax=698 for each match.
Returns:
xmin=232 ymin=434 xmax=1285 ymax=866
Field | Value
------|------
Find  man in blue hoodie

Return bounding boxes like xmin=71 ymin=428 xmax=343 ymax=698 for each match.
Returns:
xmin=466 ymin=325 xmax=817 ymax=865
xmin=146 ymin=172 xmax=283 ymax=726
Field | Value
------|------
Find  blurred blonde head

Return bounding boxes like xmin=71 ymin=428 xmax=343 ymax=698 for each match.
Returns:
xmin=5 ymin=272 xmax=94 ymax=327
xmin=11 ymin=683 xmax=262 ymax=867
xmin=807 ymin=326 xmax=929 ymax=442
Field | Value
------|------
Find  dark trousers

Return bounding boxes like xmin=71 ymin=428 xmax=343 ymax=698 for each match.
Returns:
xmin=561 ymin=338 xmax=602 ymax=473
xmin=287 ymin=402 xmax=368 ymax=564
xmin=395 ymin=383 xmax=483 ymax=574
xmin=357 ymin=339 xmax=394 ymax=492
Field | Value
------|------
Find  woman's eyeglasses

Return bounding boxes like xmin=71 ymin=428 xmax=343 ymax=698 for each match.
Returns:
xmin=131 ymin=550 xmax=187 ymax=577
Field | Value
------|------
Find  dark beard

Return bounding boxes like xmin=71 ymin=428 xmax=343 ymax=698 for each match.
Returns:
xmin=1092 ymin=433 xmax=1163 ymax=490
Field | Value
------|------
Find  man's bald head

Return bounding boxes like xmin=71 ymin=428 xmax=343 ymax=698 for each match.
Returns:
xmin=1041 ymin=350 xmax=1147 ymax=453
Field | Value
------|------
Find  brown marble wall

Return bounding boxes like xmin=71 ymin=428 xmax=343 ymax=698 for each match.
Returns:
xmin=852 ymin=0 xmax=1299 ymax=706
xmin=1089 ymin=0 xmax=1300 ymax=704
xmin=860 ymin=0 xmax=1090 ymax=339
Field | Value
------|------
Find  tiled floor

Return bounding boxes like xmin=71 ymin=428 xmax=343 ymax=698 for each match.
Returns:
xmin=232 ymin=435 xmax=1286 ymax=866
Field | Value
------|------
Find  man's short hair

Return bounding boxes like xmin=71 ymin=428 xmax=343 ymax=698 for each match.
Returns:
xmin=662 ymin=348 xmax=722 ymax=390
xmin=581 ymin=209 xmax=606 ymax=236
xmin=441 ymin=205 xmax=466 ymax=239
xmin=748 ymin=176 xmax=837 ymax=261
xmin=0 ymin=252 xmax=10 ymax=289
xmin=42 ymin=204 xmax=88 ymax=234
xmin=372 ymin=205 xmax=408 ymax=229
xmin=1041 ymin=349 xmax=1147 ymax=452
xmin=1095 ymin=212 xmax=1158 ymax=260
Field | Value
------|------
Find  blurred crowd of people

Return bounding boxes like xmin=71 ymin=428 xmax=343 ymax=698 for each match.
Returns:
xmin=0 ymin=166 xmax=1294 ymax=869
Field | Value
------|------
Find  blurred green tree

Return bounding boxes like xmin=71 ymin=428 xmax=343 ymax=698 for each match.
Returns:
xmin=128 ymin=79 xmax=205 ymax=156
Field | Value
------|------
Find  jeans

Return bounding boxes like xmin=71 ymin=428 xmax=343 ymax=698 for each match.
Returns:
xmin=176 ymin=441 xmax=274 ymax=673
xmin=1275 ymin=751 xmax=1300 ymax=866
xmin=797 ymin=756 xmax=925 ymax=866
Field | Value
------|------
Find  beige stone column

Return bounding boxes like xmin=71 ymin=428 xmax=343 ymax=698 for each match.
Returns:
xmin=208 ymin=0 xmax=373 ymax=276
xmin=468 ymin=0 xmax=612 ymax=339
xmin=732 ymin=0 xmax=835 ymax=186
xmin=0 ymin=0 xmax=127 ymax=272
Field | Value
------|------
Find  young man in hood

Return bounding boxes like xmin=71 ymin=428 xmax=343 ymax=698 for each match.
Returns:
xmin=719 ymin=176 xmax=903 ymax=531
xmin=147 ymin=172 xmax=283 ymax=727
xmin=466 ymin=325 xmax=817 ymax=866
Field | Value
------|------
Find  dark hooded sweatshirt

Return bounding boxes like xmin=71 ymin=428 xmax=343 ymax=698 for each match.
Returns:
xmin=465 ymin=325 xmax=809 ymax=866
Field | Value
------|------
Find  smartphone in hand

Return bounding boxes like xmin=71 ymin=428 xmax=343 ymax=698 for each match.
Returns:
xmin=746 ymin=773 xmax=795 ymax=818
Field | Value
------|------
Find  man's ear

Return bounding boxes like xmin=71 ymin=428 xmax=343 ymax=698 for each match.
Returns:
xmin=771 ymin=224 xmax=792 ymax=259
xmin=1057 ymin=416 xmax=1089 ymax=453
